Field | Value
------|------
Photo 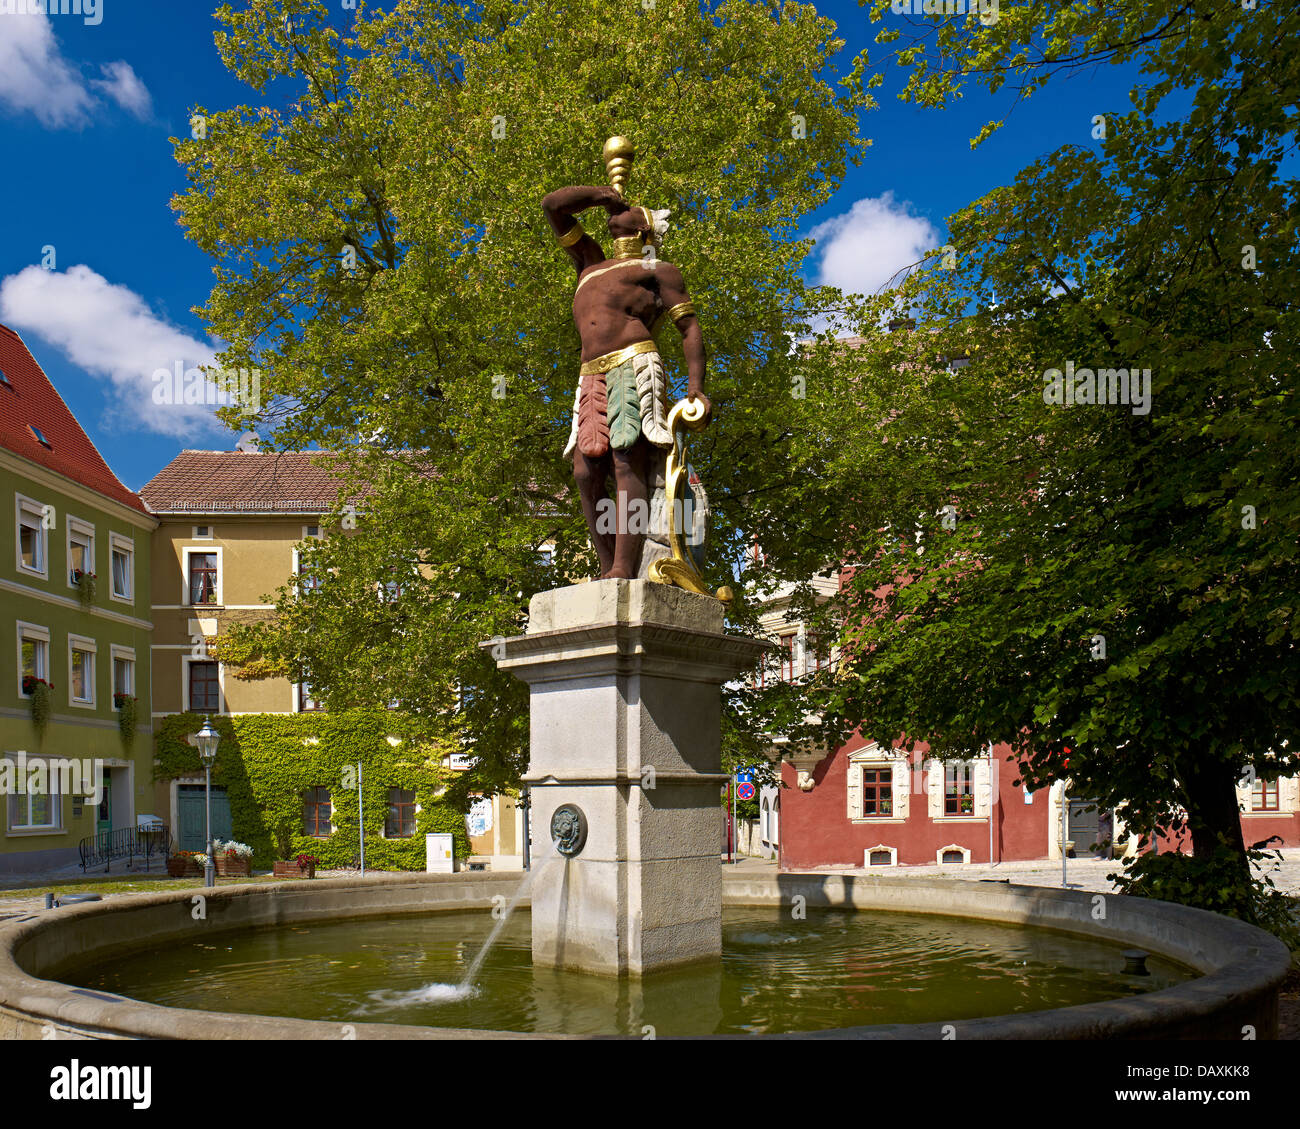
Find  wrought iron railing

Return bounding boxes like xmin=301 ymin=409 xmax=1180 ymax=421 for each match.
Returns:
xmin=78 ymin=823 xmax=173 ymax=874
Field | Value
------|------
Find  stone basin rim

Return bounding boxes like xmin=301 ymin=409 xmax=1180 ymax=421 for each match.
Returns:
xmin=0 ymin=871 xmax=1288 ymax=1040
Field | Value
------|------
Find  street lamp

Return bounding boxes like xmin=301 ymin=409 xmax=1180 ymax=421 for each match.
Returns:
xmin=194 ymin=720 xmax=220 ymax=888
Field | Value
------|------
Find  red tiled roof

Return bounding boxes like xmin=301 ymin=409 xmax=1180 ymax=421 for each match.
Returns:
xmin=0 ymin=324 xmax=149 ymax=515
xmin=140 ymin=450 xmax=350 ymax=514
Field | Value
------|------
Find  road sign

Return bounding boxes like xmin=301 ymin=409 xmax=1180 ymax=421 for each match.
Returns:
xmin=735 ymin=771 xmax=754 ymax=784
xmin=736 ymin=781 xmax=756 ymax=800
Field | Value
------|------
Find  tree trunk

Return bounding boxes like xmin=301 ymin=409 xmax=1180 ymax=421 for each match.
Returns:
xmin=1181 ymin=759 xmax=1249 ymax=882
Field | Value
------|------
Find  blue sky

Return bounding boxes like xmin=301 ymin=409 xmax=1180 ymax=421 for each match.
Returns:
xmin=0 ymin=0 xmax=1146 ymax=492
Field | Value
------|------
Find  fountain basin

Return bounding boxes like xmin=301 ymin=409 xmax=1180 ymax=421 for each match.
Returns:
xmin=0 ymin=871 xmax=1288 ymax=1039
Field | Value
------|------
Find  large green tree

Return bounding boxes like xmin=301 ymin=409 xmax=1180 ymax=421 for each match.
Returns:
xmin=772 ymin=1 xmax=1299 ymax=898
xmin=175 ymin=0 xmax=872 ymax=798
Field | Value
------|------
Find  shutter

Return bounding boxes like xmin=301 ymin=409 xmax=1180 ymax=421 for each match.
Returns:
xmin=1280 ymin=775 xmax=1299 ymax=813
xmin=927 ymin=760 xmax=943 ymax=818
xmin=1235 ymin=775 xmax=1253 ymax=812
xmin=892 ymin=758 xmax=910 ymax=819
xmin=974 ymin=757 xmax=992 ymax=818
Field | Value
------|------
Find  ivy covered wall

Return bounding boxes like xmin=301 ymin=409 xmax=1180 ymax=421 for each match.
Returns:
xmin=155 ymin=710 xmax=471 ymax=868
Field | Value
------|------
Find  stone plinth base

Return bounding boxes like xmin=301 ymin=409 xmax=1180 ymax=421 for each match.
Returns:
xmin=490 ymin=580 xmax=766 ymax=977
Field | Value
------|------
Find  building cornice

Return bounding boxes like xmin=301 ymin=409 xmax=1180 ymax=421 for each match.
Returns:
xmin=0 ymin=449 xmax=155 ymax=530
xmin=0 ymin=576 xmax=153 ymax=632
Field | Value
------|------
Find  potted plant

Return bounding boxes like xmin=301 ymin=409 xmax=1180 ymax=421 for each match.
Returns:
xmin=212 ymin=838 xmax=254 ymax=877
xmin=167 ymin=850 xmax=203 ymax=877
xmin=23 ymin=676 xmax=52 ymax=732
xmin=960 ymin=793 xmax=974 ymax=814
xmin=73 ymin=568 xmax=97 ymax=606
xmin=114 ymin=692 xmax=137 ymax=746
xmin=273 ymin=853 xmax=319 ymax=879
xmin=879 ymin=798 xmax=892 ymax=815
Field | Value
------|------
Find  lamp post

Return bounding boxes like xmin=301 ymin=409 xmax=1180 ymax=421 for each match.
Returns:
xmin=195 ymin=720 xmax=220 ymax=888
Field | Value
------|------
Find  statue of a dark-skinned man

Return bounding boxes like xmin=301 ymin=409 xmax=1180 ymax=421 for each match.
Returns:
xmin=543 ymin=140 xmax=710 ymax=581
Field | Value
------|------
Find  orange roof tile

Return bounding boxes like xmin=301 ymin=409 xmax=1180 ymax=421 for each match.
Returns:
xmin=0 ymin=324 xmax=149 ymax=515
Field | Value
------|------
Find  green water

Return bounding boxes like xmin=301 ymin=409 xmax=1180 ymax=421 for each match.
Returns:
xmin=72 ymin=908 xmax=1190 ymax=1035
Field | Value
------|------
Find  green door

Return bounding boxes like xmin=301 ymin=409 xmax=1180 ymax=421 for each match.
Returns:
xmin=177 ymin=785 xmax=232 ymax=851
xmin=96 ymin=769 xmax=112 ymax=835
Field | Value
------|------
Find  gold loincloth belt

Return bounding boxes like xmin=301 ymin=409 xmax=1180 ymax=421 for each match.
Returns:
xmin=578 ymin=340 xmax=660 ymax=377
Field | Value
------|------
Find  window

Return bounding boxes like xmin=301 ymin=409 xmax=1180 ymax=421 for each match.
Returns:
xmin=298 ymin=682 xmax=322 ymax=712
xmin=188 ymin=660 xmax=220 ymax=713
xmin=1252 ymin=779 xmax=1280 ymax=812
xmin=869 ymin=849 xmax=893 ymax=867
xmin=69 ymin=637 xmax=96 ymax=707
xmin=944 ymin=763 xmax=975 ymax=815
xmin=385 ymin=788 xmax=416 ymax=838
xmin=808 ymin=633 xmax=834 ymax=674
xmin=68 ymin=520 xmax=94 ymax=586
xmin=941 ymin=848 xmax=966 ymax=864
xmin=112 ymin=649 xmax=134 ymax=704
xmin=302 ymin=525 xmax=320 ymax=540
xmin=0 ymin=367 xmax=10 ymax=389
xmin=193 ymin=525 xmax=213 ymax=540
xmin=302 ymin=787 xmax=332 ymax=836
xmin=779 ymin=634 xmax=797 ymax=681
xmin=17 ymin=497 xmax=47 ymax=576
xmin=109 ymin=534 xmax=134 ymax=600
xmin=28 ymin=424 xmax=52 ymax=449
xmin=861 ymin=767 xmax=893 ymax=817
xmin=379 ymin=579 xmax=402 ymax=603
xmin=8 ymin=778 xmax=60 ymax=831
xmin=18 ymin=623 xmax=50 ymax=697
xmin=294 ymin=549 xmax=322 ymax=596
xmin=537 ymin=547 xmax=554 ymax=567
xmin=188 ymin=551 xmax=218 ymax=605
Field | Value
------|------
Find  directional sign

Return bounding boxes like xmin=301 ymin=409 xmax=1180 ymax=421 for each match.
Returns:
xmin=736 ymin=782 xmax=756 ymax=801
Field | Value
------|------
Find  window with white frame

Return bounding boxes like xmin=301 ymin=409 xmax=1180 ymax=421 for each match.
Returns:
xmin=187 ymin=659 xmax=221 ymax=713
xmin=945 ymin=762 xmax=976 ymax=815
xmin=18 ymin=622 xmax=50 ymax=697
xmin=297 ymin=681 xmax=322 ymax=712
xmin=293 ymin=548 xmax=322 ymax=596
xmin=68 ymin=636 xmax=96 ymax=707
xmin=8 ymin=771 xmax=60 ymax=831
xmin=187 ymin=550 xmax=219 ymax=605
xmin=17 ymin=496 xmax=47 ymax=576
xmin=67 ymin=519 xmax=94 ymax=587
xmin=111 ymin=647 xmax=135 ymax=706
xmin=109 ymin=533 xmax=134 ymax=601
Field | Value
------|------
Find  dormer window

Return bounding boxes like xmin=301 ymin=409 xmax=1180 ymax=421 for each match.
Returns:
xmin=0 ymin=368 xmax=12 ymax=389
xmin=28 ymin=425 xmax=52 ymax=449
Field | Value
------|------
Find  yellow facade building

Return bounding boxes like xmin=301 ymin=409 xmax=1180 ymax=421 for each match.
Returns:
xmin=140 ymin=445 xmax=521 ymax=867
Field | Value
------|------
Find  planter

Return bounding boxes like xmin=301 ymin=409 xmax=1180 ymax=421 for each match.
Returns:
xmin=215 ymin=855 xmax=252 ymax=877
xmin=166 ymin=857 xmax=202 ymax=878
xmin=272 ymin=860 xmax=316 ymax=880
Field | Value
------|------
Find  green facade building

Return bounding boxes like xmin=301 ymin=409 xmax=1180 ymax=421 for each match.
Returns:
xmin=0 ymin=325 xmax=157 ymax=875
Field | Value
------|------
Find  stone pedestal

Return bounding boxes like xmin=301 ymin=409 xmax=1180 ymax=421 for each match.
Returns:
xmin=489 ymin=579 xmax=766 ymax=977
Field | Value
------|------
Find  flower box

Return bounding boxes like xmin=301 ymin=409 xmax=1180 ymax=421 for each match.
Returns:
xmin=215 ymin=855 xmax=252 ymax=877
xmin=167 ymin=856 xmax=202 ymax=878
xmin=272 ymin=860 xmax=316 ymax=880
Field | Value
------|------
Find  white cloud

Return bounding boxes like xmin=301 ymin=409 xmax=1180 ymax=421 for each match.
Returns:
xmin=89 ymin=61 xmax=152 ymax=120
xmin=0 ymin=11 xmax=151 ymax=128
xmin=807 ymin=192 xmax=943 ymax=297
xmin=0 ymin=10 xmax=93 ymax=127
xmin=0 ymin=264 xmax=229 ymax=441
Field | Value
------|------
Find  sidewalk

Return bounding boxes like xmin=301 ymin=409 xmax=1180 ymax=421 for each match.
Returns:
xmin=727 ymin=854 xmax=1300 ymax=896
